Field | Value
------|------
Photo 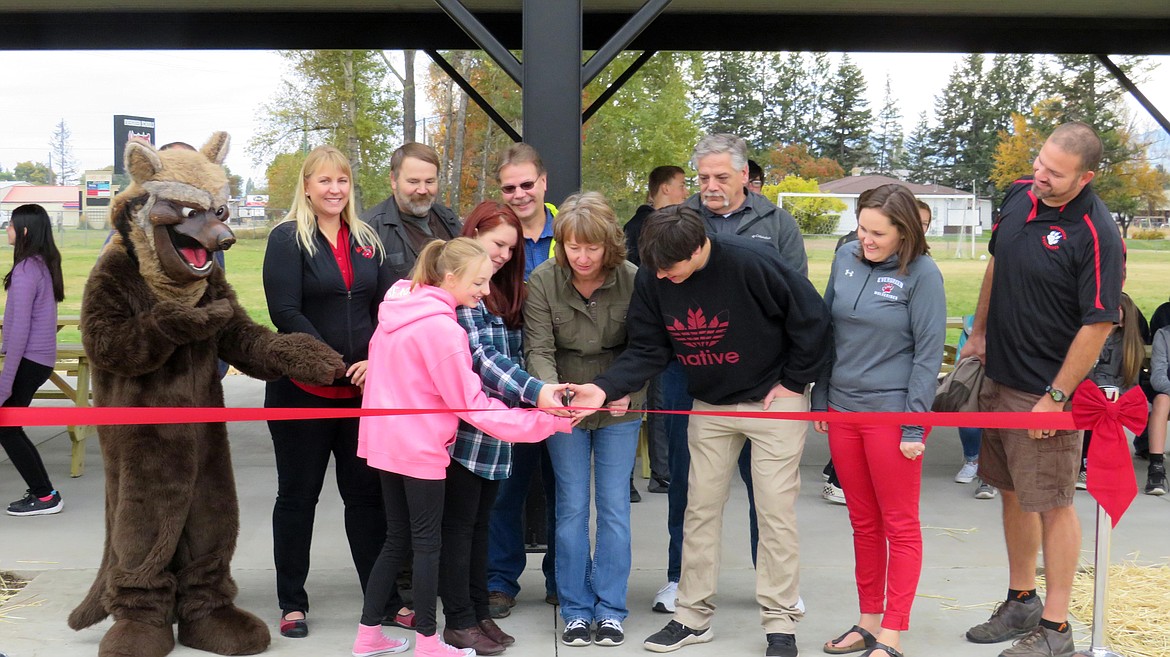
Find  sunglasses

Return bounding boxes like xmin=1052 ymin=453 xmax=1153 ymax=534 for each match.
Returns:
xmin=500 ymin=180 xmax=537 ymax=195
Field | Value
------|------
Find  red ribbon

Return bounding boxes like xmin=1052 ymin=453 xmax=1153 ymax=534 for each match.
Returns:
xmin=1070 ymin=380 xmax=1147 ymax=527
xmin=0 ymin=406 xmax=1081 ymax=429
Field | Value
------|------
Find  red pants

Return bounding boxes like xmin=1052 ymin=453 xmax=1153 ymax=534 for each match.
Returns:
xmin=828 ymin=417 xmax=924 ymax=631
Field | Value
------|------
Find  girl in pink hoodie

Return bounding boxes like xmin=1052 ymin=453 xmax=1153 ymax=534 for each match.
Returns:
xmin=353 ymin=237 xmax=572 ymax=657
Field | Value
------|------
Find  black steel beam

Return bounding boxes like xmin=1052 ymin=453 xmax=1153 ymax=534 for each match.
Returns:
xmin=583 ymin=50 xmax=657 ymax=124
xmin=1096 ymin=54 xmax=1170 ymax=137
xmin=433 ymin=0 xmax=523 ymax=86
xmin=523 ymin=0 xmax=583 ymax=203
xmin=3 ymin=12 xmax=1170 ymax=54
xmin=424 ymin=49 xmax=522 ymax=143
xmin=581 ymin=0 xmax=670 ymax=86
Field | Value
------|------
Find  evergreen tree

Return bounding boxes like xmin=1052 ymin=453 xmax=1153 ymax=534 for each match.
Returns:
xmin=930 ymin=54 xmax=998 ymax=191
xmin=698 ymin=51 xmax=764 ymax=147
xmin=871 ymin=75 xmax=904 ymax=175
xmin=903 ymin=113 xmax=936 ymax=184
xmin=759 ymin=52 xmax=807 ymax=149
xmin=817 ymin=54 xmax=872 ymax=173
xmin=983 ymin=54 xmax=1040 ymax=135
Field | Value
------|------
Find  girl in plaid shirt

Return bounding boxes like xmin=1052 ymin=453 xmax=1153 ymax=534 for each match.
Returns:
xmin=436 ymin=202 xmax=570 ymax=654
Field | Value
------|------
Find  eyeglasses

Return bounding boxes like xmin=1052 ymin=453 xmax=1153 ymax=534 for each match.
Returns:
xmin=748 ymin=179 xmax=764 ymax=187
xmin=500 ymin=180 xmax=537 ymax=195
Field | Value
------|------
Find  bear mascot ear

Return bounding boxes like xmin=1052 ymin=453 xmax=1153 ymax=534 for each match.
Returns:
xmin=201 ymin=132 xmax=231 ymax=165
xmin=125 ymin=139 xmax=163 ymax=185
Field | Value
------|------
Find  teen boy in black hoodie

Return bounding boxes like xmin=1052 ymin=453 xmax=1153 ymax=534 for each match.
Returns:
xmin=574 ymin=205 xmax=830 ymax=657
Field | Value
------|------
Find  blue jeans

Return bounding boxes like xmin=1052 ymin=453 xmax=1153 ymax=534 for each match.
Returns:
xmin=663 ymin=361 xmax=758 ymax=581
xmin=486 ymin=443 xmax=556 ymax=598
xmin=547 ymin=420 xmax=640 ymax=623
xmin=959 ymin=427 xmax=983 ymax=462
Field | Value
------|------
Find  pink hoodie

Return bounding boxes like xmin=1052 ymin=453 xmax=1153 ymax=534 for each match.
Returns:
xmin=358 ymin=279 xmax=570 ymax=479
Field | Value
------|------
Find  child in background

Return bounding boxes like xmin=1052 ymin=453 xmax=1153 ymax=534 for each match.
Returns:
xmin=1079 ymin=293 xmax=1146 ymax=489
xmin=352 ymin=237 xmax=573 ymax=657
xmin=1146 ymin=323 xmax=1169 ymax=495
xmin=2 ymin=204 xmax=66 ymax=516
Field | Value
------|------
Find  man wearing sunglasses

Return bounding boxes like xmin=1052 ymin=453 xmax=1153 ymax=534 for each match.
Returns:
xmin=486 ymin=143 xmax=562 ymax=620
xmin=496 ymin=143 xmax=558 ymax=278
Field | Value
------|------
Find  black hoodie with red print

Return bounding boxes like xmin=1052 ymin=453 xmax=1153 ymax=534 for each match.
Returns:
xmin=595 ymin=233 xmax=831 ymax=406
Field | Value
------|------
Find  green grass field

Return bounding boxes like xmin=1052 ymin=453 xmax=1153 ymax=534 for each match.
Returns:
xmin=2 ymin=228 xmax=1167 ymax=347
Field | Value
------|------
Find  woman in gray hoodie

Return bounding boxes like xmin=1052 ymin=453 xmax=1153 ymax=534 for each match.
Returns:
xmin=813 ymin=184 xmax=946 ymax=657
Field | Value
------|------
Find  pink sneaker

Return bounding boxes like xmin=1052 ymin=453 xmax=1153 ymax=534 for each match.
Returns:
xmin=414 ymin=631 xmax=475 ymax=657
xmin=353 ymin=623 xmax=409 ymax=657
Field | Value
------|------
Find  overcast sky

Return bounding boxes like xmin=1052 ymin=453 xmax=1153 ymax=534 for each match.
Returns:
xmin=2 ymin=50 xmax=1168 ymax=184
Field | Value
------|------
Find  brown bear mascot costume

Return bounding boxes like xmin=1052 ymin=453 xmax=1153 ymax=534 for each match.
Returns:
xmin=68 ymin=133 xmax=345 ymax=657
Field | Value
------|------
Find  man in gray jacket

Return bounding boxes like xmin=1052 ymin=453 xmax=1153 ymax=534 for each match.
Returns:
xmin=683 ymin=134 xmax=807 ymax=276
xmin=363 ymin=142 xmax=462 ymax=280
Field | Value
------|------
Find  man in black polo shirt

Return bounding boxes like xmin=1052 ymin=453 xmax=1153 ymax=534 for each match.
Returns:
xmin=961 ymin=122 xmax=1123 ymax=657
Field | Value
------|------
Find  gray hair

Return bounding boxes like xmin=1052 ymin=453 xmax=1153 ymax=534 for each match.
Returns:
xmin=691 ymin=133 xmax=748 ymax=171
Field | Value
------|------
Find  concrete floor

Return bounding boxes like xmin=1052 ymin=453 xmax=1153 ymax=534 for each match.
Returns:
xmin=2 ymin=374 xmax=1167 ymax=657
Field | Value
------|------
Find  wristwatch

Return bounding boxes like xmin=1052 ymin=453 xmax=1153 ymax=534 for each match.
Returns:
xmin=1045 ymin=386 xmax=1067 ymax=403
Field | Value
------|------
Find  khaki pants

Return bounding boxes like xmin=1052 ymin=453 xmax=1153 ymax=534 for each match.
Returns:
xmin=674 ymin=395 xmax=807 ymax=635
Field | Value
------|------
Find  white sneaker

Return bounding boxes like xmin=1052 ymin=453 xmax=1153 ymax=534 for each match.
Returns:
xmin=955 ymin=460 xmax=979 ymax=484
xmin=653 ymin=581 xmax=677 ymax=613
xmin=974 ymin=480 xmax=998 ymax=499
xmin=1075 ymin=469 xmax=1088 ymax=490
xmin=822 ymin=482 xmax=846 ymax=505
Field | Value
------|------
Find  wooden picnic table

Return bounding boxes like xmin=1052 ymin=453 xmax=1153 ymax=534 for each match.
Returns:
xmin=0 ymin=314 xmax=91 ymax=477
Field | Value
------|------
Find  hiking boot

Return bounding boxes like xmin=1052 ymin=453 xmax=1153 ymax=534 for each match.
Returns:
xmin=1145 ymin=463 xmax=1166 ymax=496
xmin=562 ymin=619 xmax=591 ymax=647
xmin=765 ymin=632 xmax=798 ymax=657
xmin=998 ymin=625 xmax=1074 ymax=657
xmin=595 ymin=619 xmax=625 ymax=647
xmin=6 ymin=490 xmax=63 ymax=516
xmin=487 ymin=590 xmax=515 ymax=618
xmin=644 ymin=620 xmax=713 ymax=653
xmin=966 ymin=596 xmax=1043 ymax=643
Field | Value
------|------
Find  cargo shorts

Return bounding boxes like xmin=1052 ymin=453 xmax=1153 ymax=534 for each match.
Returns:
xmin=977 ymin=377 xmax=1081 ymax=512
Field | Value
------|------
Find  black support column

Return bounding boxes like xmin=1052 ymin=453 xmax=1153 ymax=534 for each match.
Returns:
xmin=523 ymin=0 xmax=582 ymax=205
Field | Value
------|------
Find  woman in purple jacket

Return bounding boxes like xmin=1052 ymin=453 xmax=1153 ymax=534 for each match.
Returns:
xmin=2 ymin=204 xmax=66 ymax=516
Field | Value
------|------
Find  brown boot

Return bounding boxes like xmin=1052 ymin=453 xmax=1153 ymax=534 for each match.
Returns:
xmin=442 ymin=626 xmax=505 ymax=655
xmin=478 ymin=618 xmax=516 ymax=646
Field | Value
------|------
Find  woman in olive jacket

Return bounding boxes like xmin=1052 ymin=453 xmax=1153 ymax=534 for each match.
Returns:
xmin=523 ymin=192 xmax=645 ymax=647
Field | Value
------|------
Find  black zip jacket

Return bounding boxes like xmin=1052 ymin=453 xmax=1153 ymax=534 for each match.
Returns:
xmin=263 ymin=221 xmax=392 ymax=386
xmin=361 ymin=196 xmax=462 ymax=280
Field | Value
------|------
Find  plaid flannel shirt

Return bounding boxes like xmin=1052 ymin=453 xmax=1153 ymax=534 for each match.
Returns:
xmin=451 ymin=302 xmax=544 ymax=479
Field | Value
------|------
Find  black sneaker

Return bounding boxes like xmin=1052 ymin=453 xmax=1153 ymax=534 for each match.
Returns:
xmin=630 ymin=479 xmax=642 ymax=503
xmin=644 ymin=620 xmax=713 ymax=653
xmin=1145 ymin=463 xmax=1166 ymax=496
xmin=765 ymin=633 xmax=798 ymax=657
xmin=562 ymin=619 xmax=591 ymax=647
xmin=6 ymin=490 xmax=63 ymax=517
xmin=595 ymin=619 xmax=625 ymax=646
xmin=648 ymin=476 xmax=670 ymax=493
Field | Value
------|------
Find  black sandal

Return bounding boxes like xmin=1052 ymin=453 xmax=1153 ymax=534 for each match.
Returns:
xmin=823 ymin=625 xmax=876 ymax=654
xmin=861 ymin=642 xmax=904 ymax=657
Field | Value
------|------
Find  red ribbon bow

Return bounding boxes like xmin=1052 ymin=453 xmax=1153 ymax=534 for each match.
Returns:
xmin=1070 ymin=380 xmax=1147 ymax=527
